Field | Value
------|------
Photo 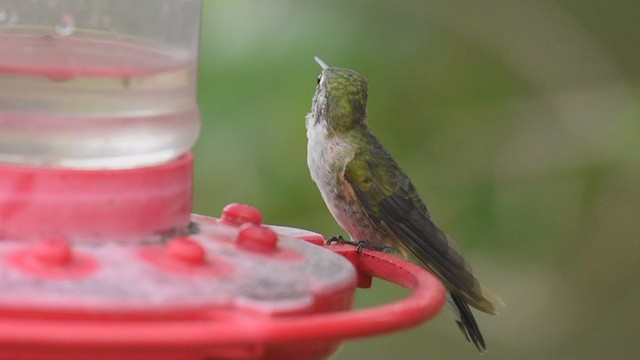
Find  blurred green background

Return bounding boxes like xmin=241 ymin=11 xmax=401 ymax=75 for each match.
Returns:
xmin=194 ymin=1 xmax=640 ymax=359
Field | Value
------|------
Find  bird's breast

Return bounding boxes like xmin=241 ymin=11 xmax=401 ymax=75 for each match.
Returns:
xmin=307 ymin=131 xmax=348 ymax=186
xmin=306 ymin=125 xmax=383 ymax=244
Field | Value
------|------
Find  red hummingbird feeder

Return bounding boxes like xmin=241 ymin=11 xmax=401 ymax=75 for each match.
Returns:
xmin=0 ymin=1 xmax=445 ymax=359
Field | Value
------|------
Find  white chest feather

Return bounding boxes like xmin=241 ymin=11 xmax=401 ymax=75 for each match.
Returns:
xmin=306 ymin=114 xmax=377 ymax=242
xmin=305 ymin=115 xmax=353 ymax=187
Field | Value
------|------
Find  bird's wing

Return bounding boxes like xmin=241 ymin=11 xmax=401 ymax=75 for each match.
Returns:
xmin=342 ymin=142 xmax=485 ymax=302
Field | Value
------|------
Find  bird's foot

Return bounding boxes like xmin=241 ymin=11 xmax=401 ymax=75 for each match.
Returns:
xmin=326 ymin=236 xmax=393 ymax=254
xmin=326 ymin=235 xmax=354 ymax=245
xmin=354 ymin=241 xmax=394 ymax=254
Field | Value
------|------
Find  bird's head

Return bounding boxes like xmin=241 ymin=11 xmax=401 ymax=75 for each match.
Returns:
xmin=309 ymin=57 xmax=369 ymax=134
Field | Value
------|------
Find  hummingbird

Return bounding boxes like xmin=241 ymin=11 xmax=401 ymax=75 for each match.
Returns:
xmin=305 ymin=57 xmax=503 ymax=353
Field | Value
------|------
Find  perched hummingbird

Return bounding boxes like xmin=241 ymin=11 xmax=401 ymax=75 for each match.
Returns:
xmin=306 ymin=57 xmax=503 ymax=353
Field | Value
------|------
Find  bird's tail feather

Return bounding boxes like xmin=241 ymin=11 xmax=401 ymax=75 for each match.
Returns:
xmin=479 ymin=285 xmax=505 ymax=314
xmin=449 ymin=292 xmax=486 ymax=353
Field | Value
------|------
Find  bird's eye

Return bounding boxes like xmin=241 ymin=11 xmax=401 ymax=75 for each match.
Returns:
xmin=316 ymin=75 xmax=322 ymax=85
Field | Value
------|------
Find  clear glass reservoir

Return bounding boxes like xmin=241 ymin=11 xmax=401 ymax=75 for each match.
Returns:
xmin=0 ymin=0 xmax=202 ymax=168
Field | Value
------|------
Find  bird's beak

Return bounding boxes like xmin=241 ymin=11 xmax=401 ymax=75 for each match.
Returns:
xmin=314 ymin=56 xmax=330 ymax=70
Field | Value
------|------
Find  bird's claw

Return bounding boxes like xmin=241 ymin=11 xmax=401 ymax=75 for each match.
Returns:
xmin=355 ymin=241 xmax=393 ymax=254
xmin=326 ymin=236 xmax=394 ymax=255
xmin=326 ymin=235 xmax=350 ymax=245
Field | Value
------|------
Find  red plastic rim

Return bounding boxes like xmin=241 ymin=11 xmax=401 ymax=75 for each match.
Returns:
xmin=0 ymin=154 xmax=193 ymax=241
xmin=0 ymin=245 xmax=445 ymax=346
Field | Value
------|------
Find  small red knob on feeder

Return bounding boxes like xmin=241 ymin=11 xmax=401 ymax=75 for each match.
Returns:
xmin=237 ymin=224 xmax=279 ymax=253
xmin=221 ymin=203 xmax=264 ymax=226
xmin=32 ymin=238 xmax=73 ymax=267
xmin=165 ymin=237 xmax=206 ymax=265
